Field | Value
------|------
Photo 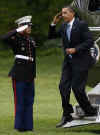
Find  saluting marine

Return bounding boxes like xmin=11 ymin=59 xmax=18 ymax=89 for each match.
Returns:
xmin=1 ymin=16 xmax=36 ymax=132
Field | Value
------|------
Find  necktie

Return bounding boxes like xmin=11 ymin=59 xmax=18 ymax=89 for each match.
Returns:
xmin=66 ymin=24 xmax=72 ymax=58
xmin=66 ymin=24 xmax=71 ymax=41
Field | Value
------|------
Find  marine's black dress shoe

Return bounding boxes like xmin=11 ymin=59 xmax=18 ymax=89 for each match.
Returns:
xmin=17 ymin=129 xmax=25 ymax=132
xmin=56 ymin=115 xmax=73 ymax=128
xmin=16 ymin=128 xmax=33 ymax=132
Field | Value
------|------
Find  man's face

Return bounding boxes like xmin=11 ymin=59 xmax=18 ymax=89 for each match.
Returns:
xmin=62 ymin=8 xmax=74 ymax=22
xmin=24 ymin=26 xmax=31 ymax=34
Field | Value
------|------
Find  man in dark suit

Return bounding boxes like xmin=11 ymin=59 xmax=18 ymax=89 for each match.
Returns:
xmin=48 ymin=6 xmax=97 ymax=128
xmin=1 ymin=16 xmax=36 ymax=132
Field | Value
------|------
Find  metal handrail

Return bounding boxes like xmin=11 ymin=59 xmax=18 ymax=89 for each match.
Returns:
xmin=89 ymin=27 xmax=100 ymax=31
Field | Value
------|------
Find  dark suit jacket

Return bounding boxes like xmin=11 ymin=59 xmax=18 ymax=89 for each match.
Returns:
xmin=48 ymin=18 xmax=94 ymax=70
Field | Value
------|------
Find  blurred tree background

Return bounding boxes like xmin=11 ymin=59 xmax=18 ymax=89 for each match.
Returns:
xmin=0 ymin=0 xmax=72 ymax=48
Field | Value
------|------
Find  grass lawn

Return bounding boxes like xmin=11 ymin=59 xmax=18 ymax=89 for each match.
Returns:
xmin=0 ymin=49 xmax=100 ymax=135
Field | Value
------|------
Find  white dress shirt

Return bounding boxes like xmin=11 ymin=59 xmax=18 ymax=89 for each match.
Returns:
xmin=67 ymin=17 xmax=75 ymax=31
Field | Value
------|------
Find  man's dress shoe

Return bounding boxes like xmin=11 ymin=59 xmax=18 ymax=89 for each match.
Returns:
xmin=83 ymin=107 xmax=98 ymax=117
xmin=56 ymin=115 xmax=73 ymax=128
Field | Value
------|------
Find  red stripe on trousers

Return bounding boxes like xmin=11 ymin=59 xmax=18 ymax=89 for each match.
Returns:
xmin=13 ymin=79 xmax=17 ymax=117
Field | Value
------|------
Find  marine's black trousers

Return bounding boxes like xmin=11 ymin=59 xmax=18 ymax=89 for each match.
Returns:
xmin=59 ymin=58 xmax=94 ymax=116
xmin=12 ymin=79 xmax=35 ymax=130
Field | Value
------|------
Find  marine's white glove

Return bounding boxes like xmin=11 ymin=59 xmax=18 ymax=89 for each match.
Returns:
xmin=51 ymin=22 xmax=56 ymax=26
xmin=16 ymin=25 xmax=28 ymax=32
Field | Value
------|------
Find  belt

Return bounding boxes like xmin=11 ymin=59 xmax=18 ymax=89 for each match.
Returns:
xmin=15 ymin=55 xmax=34 ymax=61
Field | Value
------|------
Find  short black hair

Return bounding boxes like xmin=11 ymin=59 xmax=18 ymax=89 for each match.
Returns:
xmin=62 ymin=5 xmax=81 ymax=19
xmin=62 ymin=5 xmax=75 ymax=14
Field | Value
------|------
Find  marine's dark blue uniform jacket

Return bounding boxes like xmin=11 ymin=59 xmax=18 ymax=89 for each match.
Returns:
xmin=1 ymin=30 xmax=36 ymax=81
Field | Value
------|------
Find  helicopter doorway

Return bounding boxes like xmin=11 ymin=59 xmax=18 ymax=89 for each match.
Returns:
xmin=88 ymin=0 xmax=100 ymax=12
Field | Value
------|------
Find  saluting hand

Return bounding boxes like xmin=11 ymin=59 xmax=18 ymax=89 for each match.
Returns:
xmin=16 ymin=25 xmax=28 ymax=33
xmin=52 ymin=12 xmax=62 ymax=24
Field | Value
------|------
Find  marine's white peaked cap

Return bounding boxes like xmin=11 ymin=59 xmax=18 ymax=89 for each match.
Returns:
xmin=15 ymin=16 xmax=32 ymax=25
